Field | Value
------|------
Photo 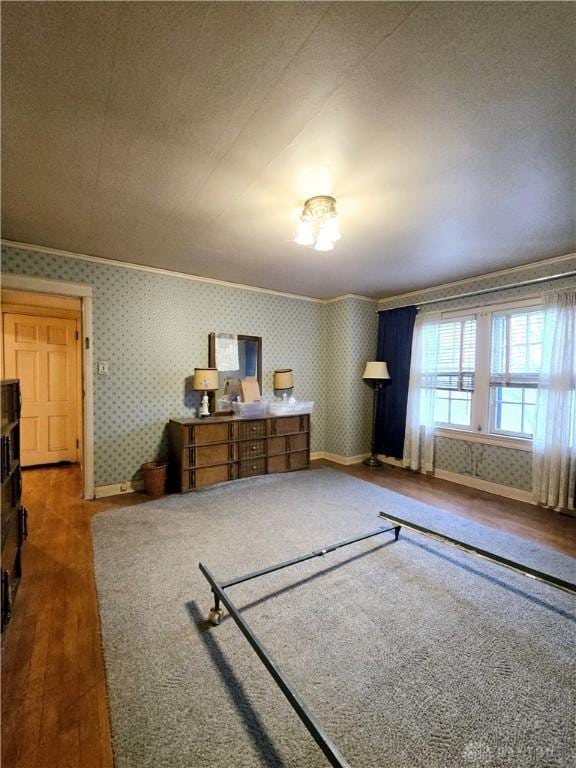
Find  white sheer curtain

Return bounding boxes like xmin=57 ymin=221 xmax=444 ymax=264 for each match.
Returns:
xmin=532 ymin=289 xmax=576 ymax=513
xmin=403 ymin=311 xmax=442 ymax=473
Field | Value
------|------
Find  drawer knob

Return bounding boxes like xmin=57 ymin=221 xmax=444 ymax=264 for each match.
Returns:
xmin=251 ymin=425 xmax=257 ymax=431
xmin=252 ymin=465 xmax=256 ymax=470
xmin=251 ymin=445 xmax=256 ymax=451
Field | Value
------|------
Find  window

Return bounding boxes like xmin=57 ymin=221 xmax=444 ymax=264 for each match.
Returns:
xmin=433 ymin=317 xmax=476 ymax=428
xmin=431 ymin=302 xmax=543 ymax=440
xmin=489 ymin=310 xmax=543 ymax=437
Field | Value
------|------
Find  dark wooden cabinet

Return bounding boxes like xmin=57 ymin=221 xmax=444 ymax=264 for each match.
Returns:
xmin=1 ymin=379 xmax=27 ymax=635
xmin=169 ymin=414 xmax=310 ymax=491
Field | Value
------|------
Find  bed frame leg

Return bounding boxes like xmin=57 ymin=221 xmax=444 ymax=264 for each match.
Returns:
xmin=208 ymin=591 xmax=224 ymax=626
xmin=394 ymin=526 xmax=401 ymax=541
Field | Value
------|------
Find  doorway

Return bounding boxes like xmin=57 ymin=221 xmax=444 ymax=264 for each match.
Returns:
xmin=1 ymin=276 xmax=94 ymax=499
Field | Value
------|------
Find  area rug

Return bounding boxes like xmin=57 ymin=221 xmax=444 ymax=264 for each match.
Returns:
xmin=92 ymin=468 xmax=575 ymax=768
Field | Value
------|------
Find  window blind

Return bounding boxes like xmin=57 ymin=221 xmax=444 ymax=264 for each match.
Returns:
xmin=490 ymin=310 xmax=544 ymax=387
xmin=435 ymin=317 xmax=476 ymax=391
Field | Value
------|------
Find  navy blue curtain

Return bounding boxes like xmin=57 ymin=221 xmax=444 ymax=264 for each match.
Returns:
xmin=374 ymin=306 xmax=417 ymax=459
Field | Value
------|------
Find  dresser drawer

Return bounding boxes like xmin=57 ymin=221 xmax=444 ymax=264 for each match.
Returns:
xmin=267 ymin=436 xmax=287 ymax=456
xmin=238 ymin=439 xmax=266 ymax=459
xmin=288 ymin=450 xmax=309 ymax=470
xmin=193 ymin=443 xmax=234 ymax=467
xmin=270 ymin=415 xmax=307 ymax=436
xmin=267 ymin=450 xmax=308 ymax=474
xmin=267 ymin=431 xmax=308 ymax=455
xmin=239 ymin=420 xmax=267 ymax=440
xmin=287 ymin=433 xmax=308 ymax=452
xmin=267 ymin=454 xmax=289 ymax=473
xmin=192 ymin=464 xmax=237 ymax=489
xmin=191 ymin=422 xmax=232 ymax=445
xmin=239 ymin=458 xmax=266 ymax=478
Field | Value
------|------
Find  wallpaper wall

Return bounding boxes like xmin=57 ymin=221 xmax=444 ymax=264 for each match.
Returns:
xmin=3 ymin=244 xmax=573 ymax=493
xmin=379 ymin=256 xmax=576 ymax=491
xmin=2 ymin=245 xmax=330 ymax=486
xmin=323 ymin=297 xmax=378 ymax=456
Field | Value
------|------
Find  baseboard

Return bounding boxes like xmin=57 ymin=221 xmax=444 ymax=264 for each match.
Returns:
xmin=312 ymin=451 xmax=371 ymax=465
xmin=433 ymin=469 xmax=534 ymax=504
xmin=95 ymin=457 xmax=533 ymax=504
xmin=376 ymin=455 xmax=534 ymax=504
xmin=94 ymin=480 xmax=144 ymax=499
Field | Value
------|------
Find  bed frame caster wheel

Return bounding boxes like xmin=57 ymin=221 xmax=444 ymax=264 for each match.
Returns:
xmin=208 ymin=607 xmax=224 ymax=626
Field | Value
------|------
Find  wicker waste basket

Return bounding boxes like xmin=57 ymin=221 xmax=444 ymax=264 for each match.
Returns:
xmin=141 ymin=461 xmax=167 ymax=497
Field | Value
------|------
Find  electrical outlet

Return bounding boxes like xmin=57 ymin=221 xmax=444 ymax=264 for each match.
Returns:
xmin=120 ymin=481 xmax=128 ymax=492
xmin=97 ymin=360 xmax=109 ymax=375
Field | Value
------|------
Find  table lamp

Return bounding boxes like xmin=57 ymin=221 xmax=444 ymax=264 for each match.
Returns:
xmin=193 ymin=367 xmax=219 ymax=417
xmin=362 ymin=361 xmax=390 ymax=467
xmin=274 ymin=369 xmax=294 ymax=400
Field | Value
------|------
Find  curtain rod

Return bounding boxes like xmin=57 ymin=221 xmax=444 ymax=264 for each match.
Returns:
xmin=377 ymin=271 xmax=576 ymax=312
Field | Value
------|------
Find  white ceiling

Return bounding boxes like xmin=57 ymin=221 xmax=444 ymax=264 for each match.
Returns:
xmin=2 ymin=2 xmax=574 ymax=299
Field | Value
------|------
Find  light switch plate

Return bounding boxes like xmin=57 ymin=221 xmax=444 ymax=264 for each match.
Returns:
xmin=97 ymin=360 xmax=109 ymax=375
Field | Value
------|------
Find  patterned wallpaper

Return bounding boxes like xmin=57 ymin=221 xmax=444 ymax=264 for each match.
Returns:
xmin=435 ymin=437 xmax=532 ymax=491
xmin=2 ymin=244 xmax=574 ymax=493
xmin=1 ymin=245 xmax=329 ymax=486
xmin=378 ymin=256 xmax=576 ymax=313
xmin=323 ymin=298 xmax=378 ymax=456
xmin=379 ymin=256 xmax=576 ymax=491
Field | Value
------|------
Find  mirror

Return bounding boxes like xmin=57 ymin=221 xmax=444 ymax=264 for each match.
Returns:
xmin=208 ymin=333 xmax=262 ymax=413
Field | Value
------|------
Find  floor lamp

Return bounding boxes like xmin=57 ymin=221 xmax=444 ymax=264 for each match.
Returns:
xmin=362 ymin=361 xmax=390 ymax=467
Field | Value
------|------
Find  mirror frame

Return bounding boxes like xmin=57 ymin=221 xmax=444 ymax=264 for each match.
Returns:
xmin=208 ymin=333 xmax=263 ymax=414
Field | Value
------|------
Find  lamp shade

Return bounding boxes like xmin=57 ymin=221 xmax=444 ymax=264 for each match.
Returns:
xmin=274 ymin=369 xmax=294 ymax=390
xmin=362 ymin=361 xmax=390 ymax=381
xmin=193 ymin=367 xmax=219 ymax=391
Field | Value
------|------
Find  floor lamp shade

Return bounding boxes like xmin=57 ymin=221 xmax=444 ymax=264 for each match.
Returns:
xmin=363 ymin=361 xmax=390 ymax=381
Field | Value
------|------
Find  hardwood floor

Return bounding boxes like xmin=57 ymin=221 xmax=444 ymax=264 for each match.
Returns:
xmin=2 ymin=461 xmax=574 ymax=768
xmin=1 ymin=465 xmax=151 ymax=768
xmin=317 ymin=460 xmax=576 ymax=556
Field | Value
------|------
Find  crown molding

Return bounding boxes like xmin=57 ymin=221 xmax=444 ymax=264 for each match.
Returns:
xmin=4 ymin=239 xmax=573 ymax=307
xmin=1 ymin=239 xmax=334 ymax=303
xmin=323 ymin=293 xmax=378 ymax=304
xmin=377 ymin=251 xmax=576 ymax=305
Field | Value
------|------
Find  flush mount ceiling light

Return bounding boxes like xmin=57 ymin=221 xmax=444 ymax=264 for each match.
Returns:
xmin=295 ymin=195 xmax=341 ymax=252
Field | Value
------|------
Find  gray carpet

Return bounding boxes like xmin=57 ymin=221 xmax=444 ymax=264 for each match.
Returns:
xmin=92 ymin=468 xmax=575 ymax=768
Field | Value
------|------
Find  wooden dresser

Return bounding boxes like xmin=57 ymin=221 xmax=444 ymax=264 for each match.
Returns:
xmin=168 ymin=414 xmax=310 ymax=491
xmin=1 ymin=379 xmax=28 ymax=634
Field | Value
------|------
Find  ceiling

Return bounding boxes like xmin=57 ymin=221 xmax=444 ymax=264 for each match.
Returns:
xmin=2 ymin=2 xmax=574 ymax=299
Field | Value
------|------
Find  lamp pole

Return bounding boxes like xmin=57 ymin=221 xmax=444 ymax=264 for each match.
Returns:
xmin=364 ymin=382 xmax=383 ymax=467
xmin=362 ymin=361 xmax=390 ymax=468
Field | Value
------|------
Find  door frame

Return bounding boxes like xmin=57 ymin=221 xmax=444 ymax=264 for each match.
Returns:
xmin=2 ymin=274 xmax=94 ymax=499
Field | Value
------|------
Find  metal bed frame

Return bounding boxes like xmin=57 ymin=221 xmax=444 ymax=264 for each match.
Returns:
xmin=199 ymin=513 xmax=576 ymax=768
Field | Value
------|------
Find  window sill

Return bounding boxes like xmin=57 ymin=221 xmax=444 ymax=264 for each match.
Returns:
xmin=434 ymin=427 xmax=532 ymax=452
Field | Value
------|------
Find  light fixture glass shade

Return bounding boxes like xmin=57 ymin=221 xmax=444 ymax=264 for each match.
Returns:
xmin=295 ymin=195 xmax=340 ymax=250
xmin=274 ymin=368 xmax=294 ymax=390
xmin=193 ymin=367 xmax=219 ymax=390
xmin=323 ymin=216 xmax=341 ymax=242
xmin=362 ymin=361 xmax=390 ymax=380
xmin=295 ymin=218 xmax=314 ymax=246
xmin=314 ymin=228 xmax=335 ymax=252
